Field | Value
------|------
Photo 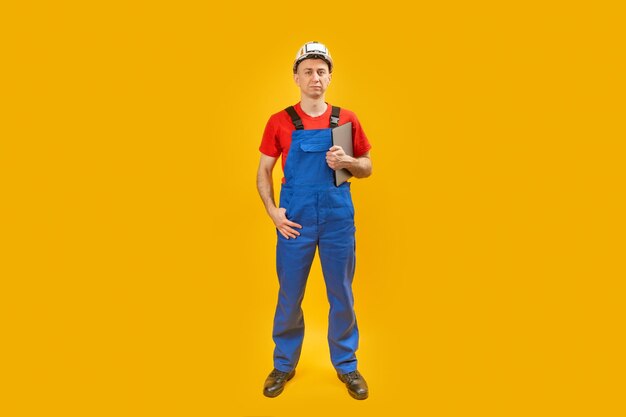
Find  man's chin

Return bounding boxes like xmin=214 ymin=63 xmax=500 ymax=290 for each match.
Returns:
xmin=304 ymin=91 xmax=323 ymax=99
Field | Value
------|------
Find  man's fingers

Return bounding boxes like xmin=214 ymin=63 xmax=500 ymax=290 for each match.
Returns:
xmin=284 ymin=225 xmax=301 ymax=237
xmin=277 ymin=219 xmax=302 ymax=239
xmin=286 ymin=220 xmax=303 ymax=229
xmin=278 ymin=222 xmax=302 ymax=239
xmin=279 ymin=227 xmax=296 ymax=239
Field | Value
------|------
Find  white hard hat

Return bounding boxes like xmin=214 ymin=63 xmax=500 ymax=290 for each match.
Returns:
xmin=293 ymin=41 xmax=333 ymax=74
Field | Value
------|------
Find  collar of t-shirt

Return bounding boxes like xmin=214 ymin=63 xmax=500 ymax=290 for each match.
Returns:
xmin=294 ymin=102 xmax=333 ymax=129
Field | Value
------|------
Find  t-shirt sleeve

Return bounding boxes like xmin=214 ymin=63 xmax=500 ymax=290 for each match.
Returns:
xmin=351 ymin=114 xmax=372 ymax=158
xmin=259 ymin=116 xmax=281 ymax=157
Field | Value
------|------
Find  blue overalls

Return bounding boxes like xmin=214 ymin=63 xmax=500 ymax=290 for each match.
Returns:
xmin=272 ymin=106 xmax=359 ymax=375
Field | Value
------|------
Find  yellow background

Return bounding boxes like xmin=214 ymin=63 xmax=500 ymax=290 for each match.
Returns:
xmin=1 ymin=1 xmax=625 ymax=416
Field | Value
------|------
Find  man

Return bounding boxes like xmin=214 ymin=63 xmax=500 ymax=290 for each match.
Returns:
xmin=256 ymin=41 xmax=373 ymax=400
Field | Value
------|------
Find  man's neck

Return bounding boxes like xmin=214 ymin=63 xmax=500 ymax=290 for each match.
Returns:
xmin=299 ymin=96 xmax=327 ymax=117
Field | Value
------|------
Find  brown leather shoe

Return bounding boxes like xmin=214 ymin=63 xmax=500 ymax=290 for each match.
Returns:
xmin=337 ymin=370 xmax=369 ymax=400
xmin=263 ymin=369 xmax=296 ymax=398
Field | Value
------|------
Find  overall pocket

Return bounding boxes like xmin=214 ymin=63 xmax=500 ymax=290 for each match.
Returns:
xmin=300 ymin=141 xmax=329 ymax=153
xmin=279 ymin=189 xmax=293 ymax=213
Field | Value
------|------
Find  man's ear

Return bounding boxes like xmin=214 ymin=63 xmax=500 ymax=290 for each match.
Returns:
xmin=293 ymin=73 xmax=299 ymax=85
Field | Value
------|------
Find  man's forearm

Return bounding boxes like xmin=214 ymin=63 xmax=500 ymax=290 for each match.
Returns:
xmin=256 ymin=169 xmax=277 ymax=214
xmin=345 ymin=156 xmax=372 ymax=178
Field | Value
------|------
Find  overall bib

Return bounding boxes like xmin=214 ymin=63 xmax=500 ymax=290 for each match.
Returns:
xmin=272 ymin=106 xmax=359 ymax=374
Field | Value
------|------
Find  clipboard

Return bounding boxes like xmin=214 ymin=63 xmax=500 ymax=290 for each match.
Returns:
xmin=331 ymin=122 xmax=354 ymax=186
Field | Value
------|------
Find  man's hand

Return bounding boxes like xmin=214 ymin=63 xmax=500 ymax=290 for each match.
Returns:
xmin=326 ymin=145 xmax=354 ymax=170
xmin=257 ymin=154 xmax=304 ymax=239
xmin=270 ymin=206 xmax=303 ymax=240
xmin=326 ymin=147 xmax=373 ymax=178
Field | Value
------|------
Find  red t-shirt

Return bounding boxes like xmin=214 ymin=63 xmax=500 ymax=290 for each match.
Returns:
xmin=259 ymin=102 xmax=372 ymax=183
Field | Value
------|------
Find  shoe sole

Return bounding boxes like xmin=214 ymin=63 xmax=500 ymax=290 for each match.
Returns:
xmin=337 ymin=373 xmax=368 ymax=400
xmin=348 ymin=390 xmax=368 ymax=400
xmin=263 ymin=370 xmax=295 ymax=398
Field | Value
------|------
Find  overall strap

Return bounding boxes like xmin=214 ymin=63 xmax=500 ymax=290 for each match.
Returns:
xmin=285 ymin=105 xmax=342 ymax=129
xmin=330 ymin=106 xmax=341 ymax=128
xmin=285 ymin=106 xmax=304 ymax=130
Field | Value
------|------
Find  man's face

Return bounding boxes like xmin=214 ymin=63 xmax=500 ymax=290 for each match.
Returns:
xmin=293 ymin=59 xmax=332 ymax=99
